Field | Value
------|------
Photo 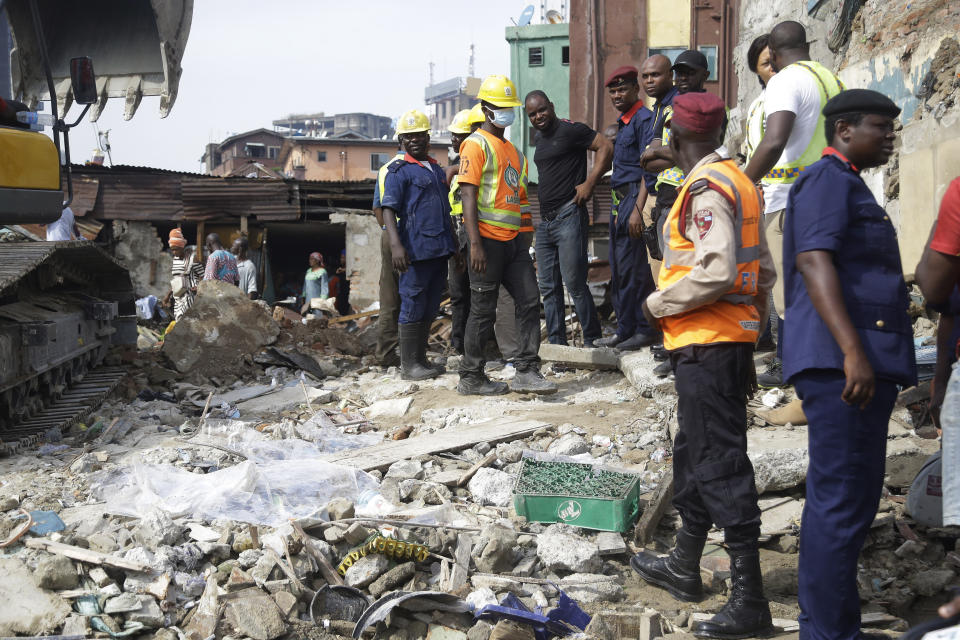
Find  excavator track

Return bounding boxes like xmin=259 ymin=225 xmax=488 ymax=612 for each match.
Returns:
xmin=0 ymin=366 xmax=126 ymax=456
xmin=0 ymin=242 xmax=136 ymax=450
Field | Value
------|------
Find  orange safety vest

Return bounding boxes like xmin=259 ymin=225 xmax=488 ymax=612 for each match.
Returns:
xmin=657 ymin=159 xmax=763 ymax=350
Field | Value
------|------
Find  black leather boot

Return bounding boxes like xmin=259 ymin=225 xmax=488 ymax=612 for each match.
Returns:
xmin=630 ymin=528 xmax=706 ymax=602
xmin=693 ymin=550 xmax=774 ymax=639
xmin=399 ymin=323 xmax=439 ymax=380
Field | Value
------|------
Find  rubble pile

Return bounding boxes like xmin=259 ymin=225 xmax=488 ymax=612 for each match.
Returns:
xmin=0 ymin=316 xmax=956 ymax=638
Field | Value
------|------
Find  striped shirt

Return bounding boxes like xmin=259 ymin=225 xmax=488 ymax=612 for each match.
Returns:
xmin=171 ymin=249 xmax=203 ymax=320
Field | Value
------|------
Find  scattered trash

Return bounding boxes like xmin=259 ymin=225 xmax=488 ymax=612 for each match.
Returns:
xmin=761 ymin=388 xmax=785 ymax=408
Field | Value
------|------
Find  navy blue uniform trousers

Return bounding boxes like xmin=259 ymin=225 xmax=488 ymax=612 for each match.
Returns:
xmin=610 ymin=184 xmax=656 ymax=340
xmin=398 ymin=256 xmax=448 ymax=325
xmin=794 ymin=370 xmax=897 ymax=640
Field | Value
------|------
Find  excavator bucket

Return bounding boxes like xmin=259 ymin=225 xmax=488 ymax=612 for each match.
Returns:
xmin=4 ymin=0 xmax=192 ymax=121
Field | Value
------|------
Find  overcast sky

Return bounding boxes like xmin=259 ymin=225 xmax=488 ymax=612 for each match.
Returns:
xmin=63 ymin=0 xmax=543 ymax=172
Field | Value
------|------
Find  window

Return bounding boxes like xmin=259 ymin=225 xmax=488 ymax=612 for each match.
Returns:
xmin=648 ymin=47 xmax=687 ymax=66
xmin=268 ymin=146 xmax=279 ymax=160
xmin=244 ymin=142 xmax=266 ymax=158
xmin=371 ymin=153 xmax=391 ymax=171
xmin=698 ymin=45 xmax=719 ymax=82
xmin=528 ymin=46 xmax=544 ymax=66
xmin=561 ymin=46 xmax=570 ymax=65
xmin=317 ymin=151 xmax=327 ymax=162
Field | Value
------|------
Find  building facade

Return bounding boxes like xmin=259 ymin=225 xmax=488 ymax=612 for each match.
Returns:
xmin=201 ymin=129 xmax=285 ymax=177
xmin=506 ymin=21 xmax=571 ymax=183
xmin=272 ymin=112 xmax=394 ymax=140
xmin=278 ymin=137 xmax=452 ymax=182
xmin=569 ymin=0 xmax=739 ymax=134
xmin=425 ymin=76 xmax=481 ymax=137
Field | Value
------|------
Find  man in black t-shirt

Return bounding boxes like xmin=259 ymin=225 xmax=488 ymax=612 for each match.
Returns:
xmin=525 ymin=90 xmax=613 ymax=347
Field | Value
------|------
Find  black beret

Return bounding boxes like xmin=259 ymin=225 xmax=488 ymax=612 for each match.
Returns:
xmin=823 ymin=89 xmax=901 ymax=119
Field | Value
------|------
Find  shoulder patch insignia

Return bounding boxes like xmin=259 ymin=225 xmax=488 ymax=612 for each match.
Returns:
xmin=693 ymin=209 xmax=714 ymax=239
xmin=688 ymin=179 xmax=710 ymax=194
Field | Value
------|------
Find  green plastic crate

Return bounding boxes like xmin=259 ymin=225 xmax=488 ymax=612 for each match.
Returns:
xmin=512 ymin=459 xmax=642 ymax=532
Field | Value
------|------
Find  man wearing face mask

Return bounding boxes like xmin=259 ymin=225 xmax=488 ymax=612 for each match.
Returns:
xmin=595 ymin=66 xmax=658 ymax=352
xmin=457 ymin=74 xmax=557 ymax=396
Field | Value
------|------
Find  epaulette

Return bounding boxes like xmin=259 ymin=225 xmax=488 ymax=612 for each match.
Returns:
xmin=386 ymin=158 xmax=406 ymax=173
xmin=687 ymin=178 xmax=711 ymax=195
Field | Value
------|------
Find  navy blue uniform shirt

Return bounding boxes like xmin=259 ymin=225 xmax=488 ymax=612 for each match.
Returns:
xmin=782 ymin=149 xmax=917 ymax=387
xmin=381 ymin=154 xmax=456 ymax=262
xmin=643 ymin=86 xmax=679 ymax=193
xmin=611 ymin=100 xmax=653 ymax=189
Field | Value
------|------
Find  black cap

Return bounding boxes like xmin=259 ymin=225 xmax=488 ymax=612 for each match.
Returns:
xmin=823 ymin=89 xmax=901 ymax=119
xmin=672 ymin=50 xmax=709 ymax=71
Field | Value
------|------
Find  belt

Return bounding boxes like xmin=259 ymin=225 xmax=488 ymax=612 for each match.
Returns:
xmin=541 ymin=199 xmax=577 ymax=222
xmin=612 ymin=182 xmax=641 ymax=200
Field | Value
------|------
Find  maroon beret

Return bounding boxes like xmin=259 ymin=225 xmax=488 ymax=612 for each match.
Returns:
xmin=668 ymin=92 xmax=725 ymax=133
xmin=605 ymin=65 xmax=639 ymax=87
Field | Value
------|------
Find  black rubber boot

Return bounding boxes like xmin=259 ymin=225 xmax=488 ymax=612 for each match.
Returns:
xmin=693 ymin=550 xmax=774 ymax=639
xmin=400 ymin=323 xmax=439 ymax=381
xmin=457 ymin=374 xmax=508 ymax=396
xmin=630 ymin=529 xmax=706 ymax=602
xmin=417 ymin=322 xmax=444 ymax=376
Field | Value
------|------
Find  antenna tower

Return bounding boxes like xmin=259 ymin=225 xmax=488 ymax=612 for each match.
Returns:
xmin=468 ymin=43 xmax=475 ymax=77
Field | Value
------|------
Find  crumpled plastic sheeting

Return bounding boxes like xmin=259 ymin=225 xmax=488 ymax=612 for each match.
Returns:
xmin=90 ymin=420 xmax=380 ymax=526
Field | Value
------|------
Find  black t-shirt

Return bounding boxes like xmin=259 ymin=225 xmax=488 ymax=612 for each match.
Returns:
xmin=532 ymin=119 xmax=597 ymax=213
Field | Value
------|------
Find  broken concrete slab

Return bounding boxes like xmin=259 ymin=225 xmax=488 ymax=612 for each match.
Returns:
xmin=536 ymin=526 xmax=601 ymax=573
xmin=596 ymin=531 xmax=628 ymax=556
xmin=759 ymin=496 xmax=804 ymax=535
xmin=0 ymin=558 xmax=71 ymax=636
xmin=162 ymin=279 xmax=280 ymax=374
xmin=618 ymin=350 xmax=662 ymax=390
xmin=561 ymin=573 xmax=625 ymax=603
xmin=885 ymin=438 xmax=941 ymax=488
xmin=747 ymin=427 xmax=809 ymax=493
xmin=539 ymin=343 xmax=620 ymax=370
xmin=364 ymin=396 xmax=414 ymax=419
xmin=344 ymin=553 xmax=390 ymax=589
xmin=35 ymin=553 xmax=79 ymax=590
xmin=224 ymin=587 xmax=288 ymax=640
xmin=468 ymin=468 xmax=515 ymax=507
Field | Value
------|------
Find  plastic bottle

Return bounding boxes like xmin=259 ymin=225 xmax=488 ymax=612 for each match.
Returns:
xmin=355 ymin=489 xmax=397 ymax=517
xmin=16 ymin=111 xmax=55 ymax=126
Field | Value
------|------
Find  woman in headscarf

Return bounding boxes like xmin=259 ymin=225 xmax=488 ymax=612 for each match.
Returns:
xmin=301 ymin=252 xmax=329 ymax=317
xmin=167 ymin=228 xmax=203 ymax=320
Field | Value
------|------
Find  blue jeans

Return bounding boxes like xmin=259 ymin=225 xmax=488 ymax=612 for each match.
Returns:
xmin=535 ymin=201 xmax=600 ymax=344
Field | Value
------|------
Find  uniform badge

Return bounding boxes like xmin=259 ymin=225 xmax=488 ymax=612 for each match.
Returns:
xmin=693 ymin=209 xmax=713 ymax=239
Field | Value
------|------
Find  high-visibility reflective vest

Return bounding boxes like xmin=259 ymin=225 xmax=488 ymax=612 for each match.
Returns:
xmin=463 ymin=130 xmax=527 ymax=233
xmin=449 ymin=174 xmax=462 ymax=216
xmin=745 ymin=92 xmax=766 ymax=165
xmin=658 ymin=159 xmax=764 ymax=350
xmin=764 ymin=61 xmax=844 ymax=184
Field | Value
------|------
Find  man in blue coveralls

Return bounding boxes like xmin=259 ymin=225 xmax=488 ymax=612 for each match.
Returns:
xmin=782 ymin=89 xmax=915 ymax=640
xmin=381 ymin=109 xmax=458 ymax=381
xmin=595 ymin=66 xmax=658 ymax=351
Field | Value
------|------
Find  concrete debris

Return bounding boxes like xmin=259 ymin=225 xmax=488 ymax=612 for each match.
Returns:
xmin=162 ymin=279 xmax=280 ymax=374
xmin=3 ymin=282 xmax=956 ymax=640
xmin=536 ymin=525 xmax=602 ymax=573
xmin=344 ymin=553 xmax=391 ymax=588
xmin=224 ymin=587 xmax=288 ymax=640
xmin=468 ymin=468 xmax=516 ymax=507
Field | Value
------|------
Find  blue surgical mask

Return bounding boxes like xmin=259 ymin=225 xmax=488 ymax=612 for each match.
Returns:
xmin=490 ymin=108 xmax=516 ymax=128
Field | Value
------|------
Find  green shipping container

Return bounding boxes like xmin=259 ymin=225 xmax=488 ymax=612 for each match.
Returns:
xmin=512 ymin=459 xmax=642 ymax=532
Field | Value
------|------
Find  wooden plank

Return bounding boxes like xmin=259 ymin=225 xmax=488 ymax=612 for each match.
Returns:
xmin=328 ymin=309 xmax=379 ymax=324
xmin=443 ymin=536 xmax=472 ymax=592
xmin=317 ymin=418 xmax=549 ymax=472
xmin=25 ymin=537 xmax=150 ymax=572
xmin=458 ymin=452 xmax=497 ymax=487
xmin=633 ymin=467 xmax=674 ymax=547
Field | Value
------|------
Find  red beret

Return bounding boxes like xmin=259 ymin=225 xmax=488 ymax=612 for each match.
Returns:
xmin=605 ymin=65 xmax=638 ymax=87
xmin=668 ymin=92 xmax=725 ymax=134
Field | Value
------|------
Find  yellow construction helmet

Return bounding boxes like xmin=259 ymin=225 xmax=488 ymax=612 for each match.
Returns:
xmin=467 ymin=103 xmax=485 ymax=125
xmin=395 ymin=109 xmax=431 ymax=137
xmin=477 ymin=75 xmax=522 ymax=108
xmin=448 ymin=109 xmax=473 ymax=134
